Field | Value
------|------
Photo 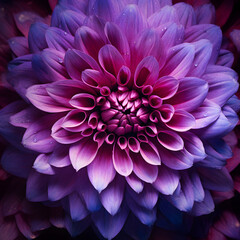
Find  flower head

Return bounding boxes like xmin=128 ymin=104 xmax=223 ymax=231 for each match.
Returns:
xmin=0 ymin=0 xmax=239 ymax=239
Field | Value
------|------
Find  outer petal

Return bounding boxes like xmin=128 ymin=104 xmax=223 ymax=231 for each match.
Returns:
xmin=153 ymin=166 xmax=180 ymax=195
xmin=88 ymin=144 xmax=115 ymax=193
xmin=100 ymin=176 xmax=125 ymax=215
xmin=69 ymin=138 xmax=98 ymax=171
xmin=160 ymin=43 xmax=195 ymax=79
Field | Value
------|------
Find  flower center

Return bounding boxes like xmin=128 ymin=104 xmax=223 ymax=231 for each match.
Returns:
xmin=99 ymin=86 xmax=151 ymax=136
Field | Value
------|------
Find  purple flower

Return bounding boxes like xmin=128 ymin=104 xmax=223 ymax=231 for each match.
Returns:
xmin=0 ymin=0 xmax=239 ymax=239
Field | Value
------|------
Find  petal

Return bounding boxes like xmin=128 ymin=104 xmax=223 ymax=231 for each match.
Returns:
xmin=166 ymin=110 xmax=195 ymax=132
xmin=167 ymin=77 xmax=208 ymax=112
xmin=88 ymin=144 xmax=115 ymax=193
xmin=198 ymin=167 xmax=233 ymax=192
xmin=32 ymin=48 xmax=67 ymax=83
xmin=69 ymin=138 xmax=98 ymax=171
xmin=75 ymin=26 xmax=105 ymax=59
xmin=148 ymin=5 xmax=178 ymax=27
xmin=22 ymin=114 xmax=58 ymax=153
xmin=65 ymin=49 xmax=101 ymax=80
xmin=49 ymin=145 xmax=71 ymax=167
xmin=126 ymin=173 xmax=144 ymax=193
xmin=130 ymin=152 xmax=158 ymax=183
xmin=191 ymin=190 xmax=214 ymax=216
xmin=26 ymin=170 xmax=48 ymax=202
xmin=98 ymin=44 xmax=125 ymax=77
xmin=173 ymin=3 xmax=196 ymax=28
xmin=189 ymin=170 xmax=205 ymax=202
xmin=195 ymin=4 xmax=215 ymax=24
xmin=187 ymin=39 xmax=213 ymax=77
xmin=15 ymin=214 xmax=36 ymax=239
xmin=104 ymin=22 xmax=130 ymax=65
xmin=70 ymin=93 xmax=96 ymax=111
xmin=100 ymin=176 xmax=125 ymax=215
xmin=160 ymin=43 xmax=195 ymax=79
xmin=113 ymin=142 xmax=133 ymax=176
xmin=67 ymin=192 xmax=88 ymax=221
xmin=14 ymin=11 xmax=45 ymax=37
xmin=28 ymin=22 xmax=48 ymax=53
xmin=165 ymin=172 xmax=194 ymax=212
xmin=92 ymin=207 xmax=128 ymax=239
xmin=203 ymin=65 xmax=238 ymax=107
xmin=140 ymin=141 xmax=161 ymax=165
xmin=8 ymin=37 xmax=28 ymax=57
xmin=160 ymin=147 xmax=194 ymax=170
xmin=216 ymin=49 xmax=234 ymax=67
xmin=157 ymin=130 xmax=184 ymax=151
xmin=191 ymin=100 xmax=221 ymax=129
xmin=128 ymin=185 xmax=158 ymax=209
xmin=134 ymin=56 xmax=159 ymax=88
xmin=132 ymin=29 xmax=165 ymax=69
xmin=1 ymin=147 xmax=35 ymax=179
xmin=48 ymin=167 xmax=76 ymax=201
xmin=45 ymin=27 xmax=74 ymax=52
xmin=55 ymin=9 xmax=85 ymax=35
xmin=116 ymin=5 xmax=145 ymax=45
xmin=33 ymin=154 xmax=55 ymax=175
xmin=153 ymin=166 xmax=180 ymax=195
xmin=26 ymin=84 xmax=70 ymax=112
xmin=185 ymin=24 xmax=222 ymax=63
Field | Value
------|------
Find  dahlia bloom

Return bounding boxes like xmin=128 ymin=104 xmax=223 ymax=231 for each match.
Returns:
xmin=0 ymin=0 xmax=239 ymax=239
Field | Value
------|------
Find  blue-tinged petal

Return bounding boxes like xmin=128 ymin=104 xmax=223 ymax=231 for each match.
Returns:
xmin=32 ymin=49 xmax=68 ymax=83
xmin=45 ymin=27 xmax=74 ymax=52
xmin=33 ymin=154 xmax=55 ymax=175
xmin=185 ymin=24 xmax=222 ymax=63
xmin=1 ymin=147 xmax=36 ymax=179
xmin=28 ymin=22 xmax=48 ymax=53
xmin=195 ymin=4 xmax=215 ymax=24
xmin=100 ymin=176 xmax=125 ymax=215
xmin=92 ymin=207 xmax=128 ymax=239
xmin=173 ymin=3 xmax=196 ymax=28
xmin=216 ymin=49 xmax=234 ymax=67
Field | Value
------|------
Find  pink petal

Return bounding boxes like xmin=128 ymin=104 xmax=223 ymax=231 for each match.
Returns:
xmin=134 ymin=56 xmax=159 ymax=88
xmin=157 ymin=130 xmax=184 ymax=151
xmin=75 ymin=26 xmax=104 ymax=59
xmin=166 ymin=110 xmax=195 ymax=132
xmin=104 ymin=22 xmax=130 ymax=64
xmin=113 ymin=142 xmax=133 ymax=176
xmin=69 ymin=138 xmax=98 ymax=171
xmin=130 ymin=152 xmax=158 ymax=183
xmin=98 ymin=44 xmax=125 ymax=77
xmin=8 ymin=37 xmax=28 ymax=57
xmin=88 ymin=144 xmax=115 ymax=193
xmin=15 ymin=214 xmax=36 ymax=239
xmin=64 ymin=49 xmax=101 ymax=80
xmin=140 ymin=141 xmax=161 ymax=165
xmin=26 ymin=84 xmax=70 ymax=113
xmin=70 ymin=93 xmax=96 ymax=111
